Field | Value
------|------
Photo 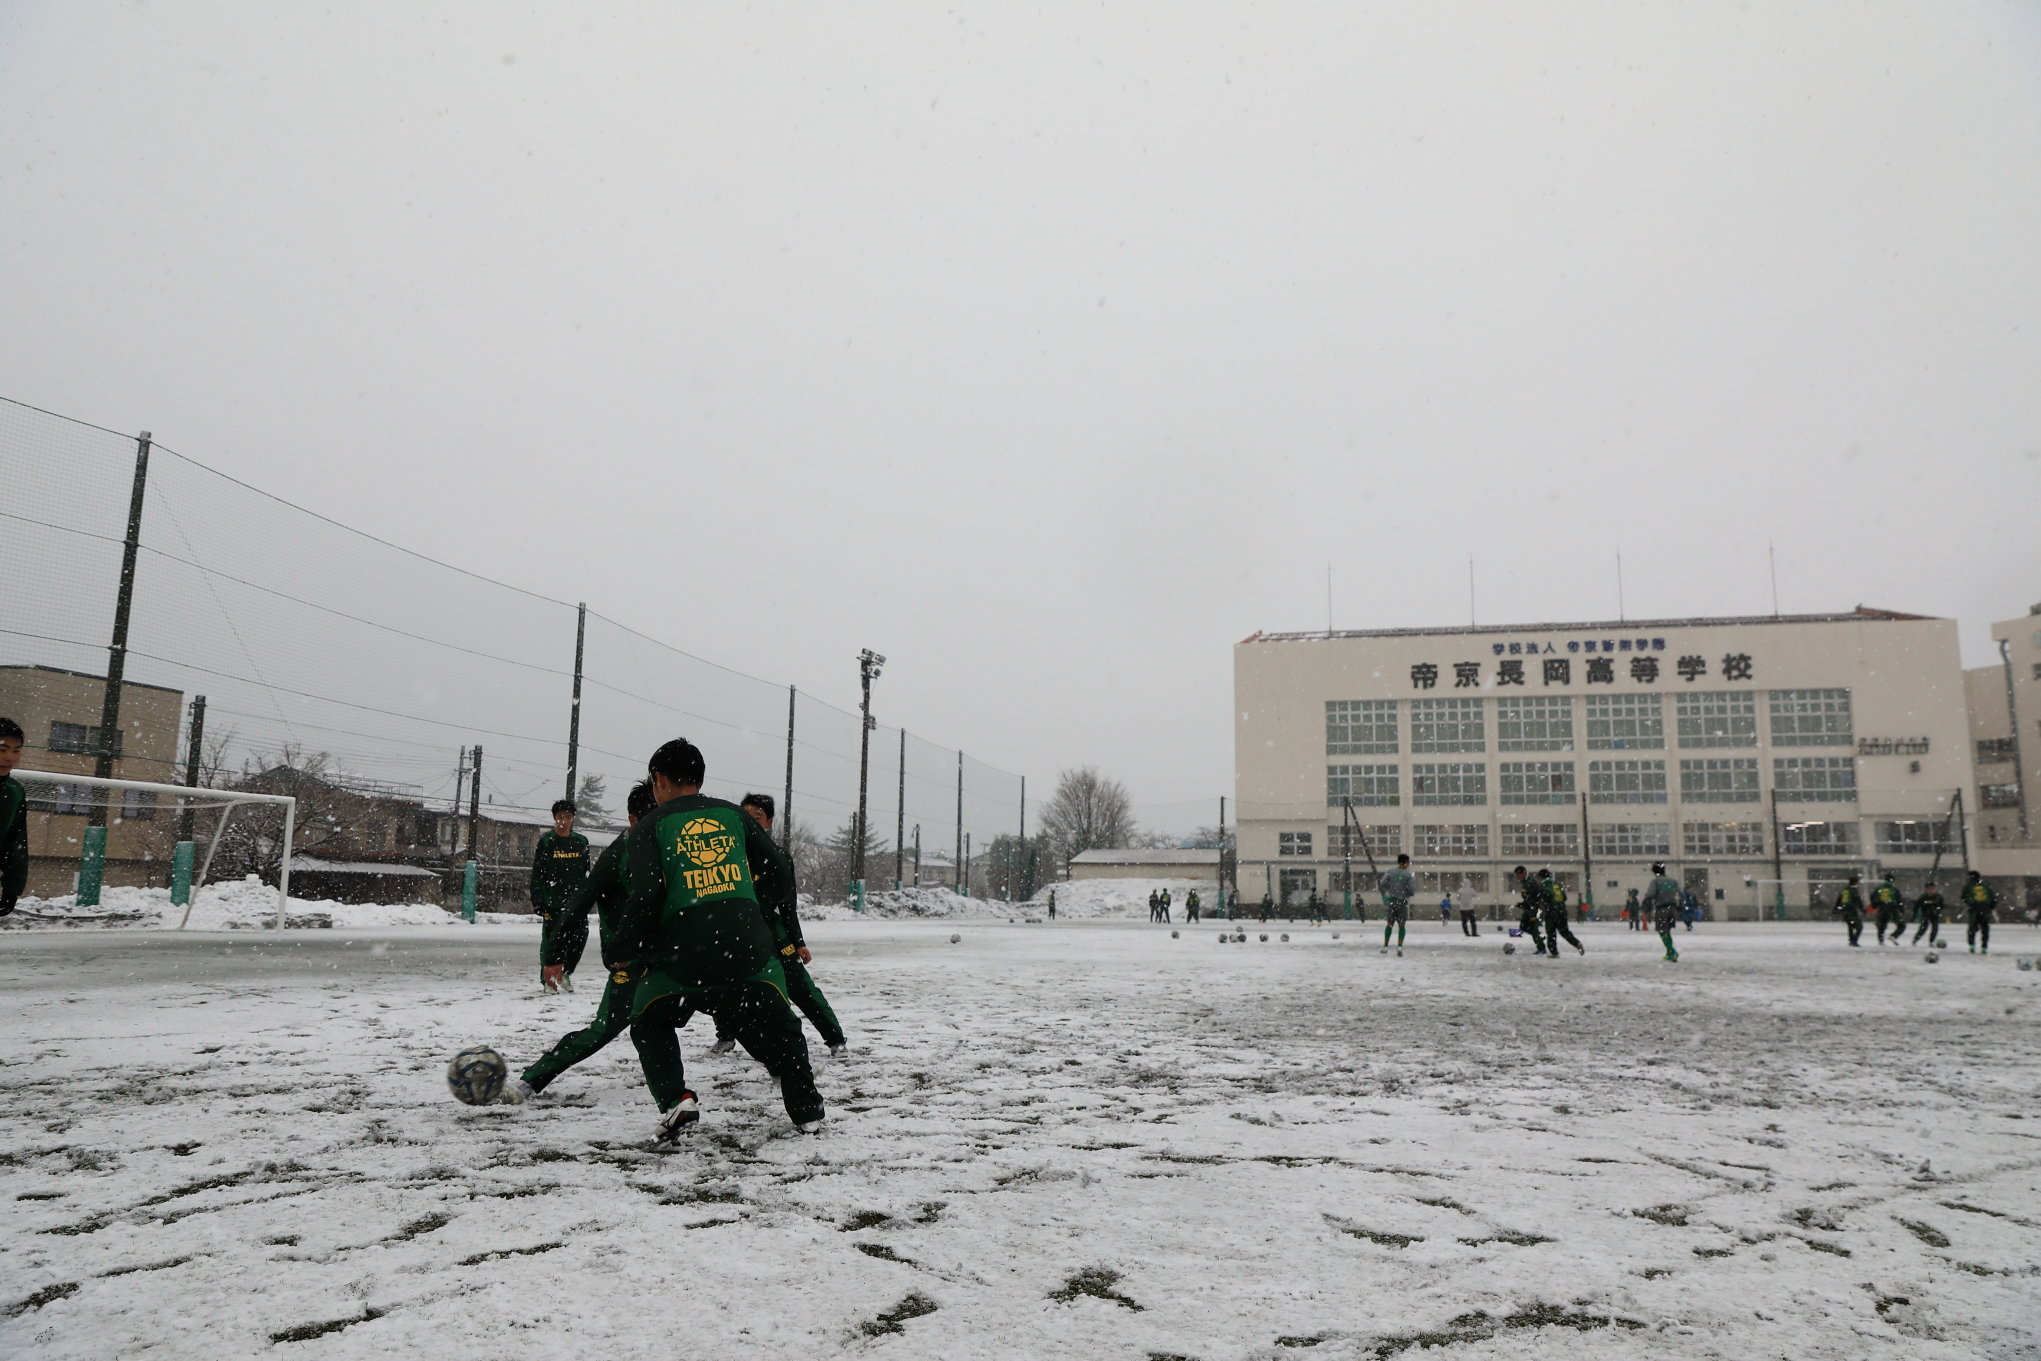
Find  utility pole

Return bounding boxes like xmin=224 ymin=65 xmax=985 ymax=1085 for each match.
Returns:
xmin=178 ymin=694 xmax=207 ymax=845
xmin=964 ymin=832 xmax=972 ymax=899
xmin=954 ymin=751 xmax=964 ymax=898
xmin=1217 ymin=795 xmax=1227 ymax=918
xmin=851 ymin=649 xmax=884 ymax=911
xmin=564 ymin=602 xmax=586 ymax=803
xmin=1769 ymin=787 xmax=1785 ymax=921
xmin=1015 ymin=774 xmax=1026 ymax=902
xmin=467 ymin=745 xmax=483 ymax=867
xmin=90 ymin=430 xmax=152 ymax=822
xmin=913 ymin=824 xmax=921 ymax=887
xmin=1954 ymin=787 xmax=1971 ymax=873
xmin=1579 ymin=796 xmax=1593 ymax=913
xmin=895 ymin=729 xmax=906 ymax=891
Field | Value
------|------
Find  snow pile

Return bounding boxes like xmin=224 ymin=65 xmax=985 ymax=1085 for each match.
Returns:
xmin=800 ymin=886 xmax=1035 ymax=921
xmin=1 ymin=878 xmax=536 ymax=931
xmin=1030 ymin=877 xmax=1214 ymax=919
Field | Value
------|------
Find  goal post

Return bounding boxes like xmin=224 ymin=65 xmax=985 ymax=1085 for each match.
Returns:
xmin=9 ymin=769 xmax=297 ymax=930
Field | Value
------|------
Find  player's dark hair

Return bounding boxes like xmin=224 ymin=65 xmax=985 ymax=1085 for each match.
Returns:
xmin=1650 ymin=861 xmax=1666 ymax=874
xmin=551 ymin=799 xmax=577 ymax=815
xmin=740 ymin=792 xmax=776 ymax=820
xmin=1513 ymin=864 xmax=1527 ymax=876
xmin=0 ymin=716 xmax=22 ymax=744
xmin=1966 ymin=869 xmax=1981 ymax=880
xmin=1396 ymin=853 xmax=1409 ymax=865
xmin=1537 ymin=868 xmax=1551 ymax=879
xmin=626 ymin=780 xmax=655 ymax=819
xmin=1847 ymin=873 xmax=1860 ymax=883
xmin=648 ymin=738 xmax=706 ymax=787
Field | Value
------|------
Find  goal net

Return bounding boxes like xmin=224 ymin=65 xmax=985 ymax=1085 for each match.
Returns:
xmin=7 ymin=770 xmax=297 ymax=930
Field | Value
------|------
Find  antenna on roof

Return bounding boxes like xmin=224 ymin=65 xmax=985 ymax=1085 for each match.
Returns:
xmin=1768 ymin=541 xmax=1781 ymax=618
xmin=1327 ymin=560 xmax=1333 ymax=636
xmin=1616 ymin=551 xmax=1626 ymax=624
xmin=1468 ymin=555 xmax=1476 ymax=626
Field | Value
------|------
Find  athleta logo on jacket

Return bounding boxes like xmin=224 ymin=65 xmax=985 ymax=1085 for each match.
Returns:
xmin=676 ymin=818 xmax=745 ymax=896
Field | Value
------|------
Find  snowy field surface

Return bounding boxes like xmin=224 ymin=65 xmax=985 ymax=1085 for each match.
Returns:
xmin=3 ymin=919 xmax=2039 ymax=1360
xmin=0 ymin=879 xmax=537 ymax=931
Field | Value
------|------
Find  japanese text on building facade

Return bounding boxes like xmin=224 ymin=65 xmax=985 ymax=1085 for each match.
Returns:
xmin=1408 ymin=642 xmax=1755 ymax=690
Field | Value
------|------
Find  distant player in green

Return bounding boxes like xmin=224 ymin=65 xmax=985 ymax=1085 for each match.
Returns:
xmin=1047 ymin=889 xmax=1056 ymax=920
xmin=1511 ymin=865 xmax=1550 ymax=955
xmin=502 ymin=781 xmax=657 ymax=1104
xmin=1871 ymin=872 xmax=1907 ymax=945
xmin=611 ymin=739 xmax=823 ymax=1143
xmin=1833 ymin=873 xmax=1866 ymax=947
xmin=1961 ymin=871 xmax=1997 ymax=955
xmin=1380 ymin=854 xmax=1415 ymax=955
xmin=530 ymin=798 xmax=592 ymax=991
xmin=1184 ymin=889 xmax=1201 ymax=923
xmin=710 ymin=794 xmax=846 ymax=1057
xmin=1538 ymin=869 xmax=1586 ymax=957
xmin=1910 ymin=881 xmax=1946 ymax=947
xmin=1642 ymin=861 xmax=1681 ymax=962
xmin=0 ymin=717 xmax=27 ymax=918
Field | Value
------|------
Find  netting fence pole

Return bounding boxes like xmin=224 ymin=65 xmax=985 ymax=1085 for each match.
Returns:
xmin=565 ymin=601 xmax=586 ymax=803
xmin=954 ymin=751 xmax=963 ymax=893
xmin=783 ymin=685 xmax=795 ymax=841
xmin=178 ymin=694 xmax=207 ymax=845
xmin=275 ymin=796 xmax=294 ymax=930
xmin=894 ymin=730 xmax=905 ymax=891
xmin=90 ymin=430 xmax=151 ymax=823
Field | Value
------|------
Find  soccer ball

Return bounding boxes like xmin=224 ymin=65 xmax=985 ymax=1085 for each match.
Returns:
xmin=1504 ymin=942 xmax=1517 ymax=955
xmin=1280 ymin=933 xmax=1290 ymax=942
xmin=2017 ymin=957 xmax=2034 ymax=972
xmin=1259 ymin=934 xmax=1269 ymax=942
xmin=1171 ymin=930 xmax=1180 ymax=939
xmin=949 ymin=933 xmax=962 ymax=944
xmin=447 ymin=1046 xmax=508 ymax=1106
xmin=1924 ymin=951 xmax=1939 ymax=964
xmin=1330 ymin=933 xmax=1340 ymax=940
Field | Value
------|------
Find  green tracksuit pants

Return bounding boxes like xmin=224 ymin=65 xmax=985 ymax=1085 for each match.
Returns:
xmin=1542 ymin=908 xmax=1583 ymax=953
xmin=715 ymin=955 xmax=844 ymax=1049
xmin=633 ymin=980 xmax=824 ymax=1125
xmin=1517 ymin=903 xmax=1548 ymax=953
xmin=522 ymin=975 xmax=632 ymax=1092
xmin=539 ymin=914 xmax=586 ymax=976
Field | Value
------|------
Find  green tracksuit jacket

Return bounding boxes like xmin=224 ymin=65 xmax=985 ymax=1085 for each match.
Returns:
xmin=529 ymin=830 xmax=592 ymax=917
xmin=1378 ymin=867 xmax=1415 ymax=905
xmin=1871 ymin=882 xmax=1905 ymax=919
xmin=1961 ymin=880 xmax=1998 ymax=919
xmin=1833 ymin=886 xmax=1865 ymax=921
xmin=0 ymin=775 xmax=26 ymax=911
xmin=544 ymin=835 xmax=631 ymax=970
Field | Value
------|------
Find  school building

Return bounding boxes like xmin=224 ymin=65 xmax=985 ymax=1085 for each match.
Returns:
xmin=1232 ymin=607 xmax=2015 ymax=920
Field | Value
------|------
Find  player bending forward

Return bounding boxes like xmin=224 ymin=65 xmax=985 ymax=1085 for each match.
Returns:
xmin=610 ymin=739 xmax=825 ymax=1144
xmin=1642 ymin=862 xmax=1682 ymax=963
xmin=710 ymin=793 xmax=847 ymax=1058
xmin=1538 ymin=869 xmax=1586 ymax=958
xmin=1379 ymin=854 xmax=1415 ymax=956
xmin=1510 ymin=866 xmax=1550 ymax=956
xmin=501 ymin=780 xmax=657 ymax=1104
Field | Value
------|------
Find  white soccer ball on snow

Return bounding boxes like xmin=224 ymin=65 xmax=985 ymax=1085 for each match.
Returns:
xmin=949 ymin=933 xmax=962 ymax=944
xmin=1923 ymin=951 xmax=1939 ymax=964
xmin=1280 ymin=933 xmax=1290 ymax=942
xmin=1503 ymin=942 xmax=1517 ymax=955
xmin=447 ymin=1046 xmax=508 ymax=1106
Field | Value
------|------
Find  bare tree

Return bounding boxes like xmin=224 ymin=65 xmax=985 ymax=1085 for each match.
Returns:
xmin=1039 ymin=766 xmax=1137 ymax=870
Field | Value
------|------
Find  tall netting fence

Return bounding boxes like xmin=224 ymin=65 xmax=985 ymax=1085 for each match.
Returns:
xmin=0 ymin=396 xmax=1027 ymax=909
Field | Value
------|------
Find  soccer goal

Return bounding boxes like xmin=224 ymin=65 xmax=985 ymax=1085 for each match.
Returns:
xmin=9 ymin=769 xmax=297 ymax=930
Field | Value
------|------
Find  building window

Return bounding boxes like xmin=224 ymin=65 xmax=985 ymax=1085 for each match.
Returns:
xmin=120 ymin=789 xmax=158 ymax=821
xmin=1499 ymin=761 xmax=1576 ymax=805
xmin=1326 ymin=764 xmax=1400 ymax=807
xmin=1782 ymin=820 xmax=1860 ymax=856
xmin=1496 ymin=696 xmax=1574 ymax=752
xmin=1981 ymin=783 xmax=2022 ymax=810
xmin=1676 ymin=691 xmax=1757 ymax=749
xmin=1412 ymin=824 xmax=1488 ymax=856
xmin=1410 ymin=698 xmax=1485 ymax=754
xmin=1873 ymin=819 xmax=1951 ymax=855
xmin=1976 ymin=738 xmax=2017 ymax=765
xmin=1589 ymin=822 xmax=1671 ymax=857
xmin=1773 ymin=756 xmax=1857 ymax=803
xmin=1499 ymin=823 xmax=1579 ymax=858
xmin=1327 ymin=824 xmax=1401 ymax=857
xmin=1278 ymin=867 xmax=1318 ymax=900
xmin=1588 ymin=758 xmax=1668 ymax=804
xmin=1769 ymin=688 xmax=1853 ymax=747
xmin=1585 ymin=693 xmax=1664 ymax=750
xmin=32 ymin=782 xmax=94 ymax=816
xmin=1278 ymin=831 xmax=1314 ymax=857
xmin=1411 ymin=762 xmax=1487 ymax=806
xmin=1679 ymin=758 xmax=1760 ymax=803
xmin=1682 ymin=821 xmax=1765 ymax=856
xmin=1327 ymin=700 xmax=1398 ymax=755
xmin=49 ymin=721 xmax=121 ymax=756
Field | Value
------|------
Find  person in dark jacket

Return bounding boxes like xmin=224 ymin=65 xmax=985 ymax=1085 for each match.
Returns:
xmin=1871 ymin=872 xmax=1908 ymax=945
xmin=1911 ymin=881 xmax=1946 ymax=947
xmin=0 ymin=717 xmax=26 ymax=917
xmin=710 ymin=793 xmax=845 ymax=1056
xmin=1961 ymin=871 xmax=1997 ymax=955
xmin=530 ymin=799 xmax=592 ymax=990
xmin=1833 ymin=874 xmax=1866 ymax=947
xmin=1511 ymin=866 xmax=1550 ymax=955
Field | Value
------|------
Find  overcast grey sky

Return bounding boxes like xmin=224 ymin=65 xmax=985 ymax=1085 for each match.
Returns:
xmin=4 ymin=2 xmax=2037 ymax=834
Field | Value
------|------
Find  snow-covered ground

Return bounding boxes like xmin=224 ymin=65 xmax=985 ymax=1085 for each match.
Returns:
xmin=2 ymin=879 xmax=536 ymax=931
xmin=3 ymin=919 xmax=2039 ymax=1360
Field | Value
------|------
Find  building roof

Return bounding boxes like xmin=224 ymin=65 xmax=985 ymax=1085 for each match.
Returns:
xmin=289 ymin=855 xmax=441 ymax=878
xmin=1070 ymin=848 xmax=1223 ymax=866
xmin=1241 ymin=606 xmax=1939 ymax=646
xmin=0 ymin=663 xmax=185 ymax=695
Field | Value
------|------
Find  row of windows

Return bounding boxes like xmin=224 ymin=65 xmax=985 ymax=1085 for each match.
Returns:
xmin=1327 ymin=756 xmax=1858 ymax=806
xmin=26 ymin=785 xmax=158 ymax=819
xmin=1276 ymin=819 xmax=1947 ymax=859
xmin=1325 ymin=691 xmax=1852 ymax=755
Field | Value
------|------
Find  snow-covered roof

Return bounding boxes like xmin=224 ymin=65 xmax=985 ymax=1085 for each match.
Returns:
xmin=1244 ymin=605 xmax=1939 ymax=645
xmin=1070 ymin=848 xmax=1223 ymax=866
xmin=289 ymin=855 xmax=442 ymax=879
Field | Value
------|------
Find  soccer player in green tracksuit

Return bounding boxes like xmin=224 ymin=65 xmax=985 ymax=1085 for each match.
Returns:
xmin=1910 ymin=882 xmax=1946 ymax=947
xmin=1510 ymin=865 xmax=1550 ymax=955
xmin=1642 ymin=862 xmax=1682 ymax=962
xmin=1379 ymin=854 xmax=1415 ymax=955
xmin=1538 ymin=869 xmax=1586 ymax=957
xmin=710 ymin=793 xmax=846 ymax=1057
xmin=1961 ymin=871 xmax=1997 ymax=955
xmin=530 ymin=799 xmax=592 ymax=991
xmin=0 ymin=717 xmax=27 ymax=919
xmin=501 ymin=781 xmax=657 ymax=1104
xmin=1833 ymin=874 xmax=1866 ymax=947
xmin=610 ymin=738 xmax=824 ymax=1143
xmin=1871 ymin=872 xmax=1908 ymax=945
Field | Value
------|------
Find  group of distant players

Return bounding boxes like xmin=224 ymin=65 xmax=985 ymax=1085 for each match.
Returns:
xmin=493 ymin=738 xmax=845 ymax=1145
xmin=1833 ymin=869 xmax=1999 ymax=954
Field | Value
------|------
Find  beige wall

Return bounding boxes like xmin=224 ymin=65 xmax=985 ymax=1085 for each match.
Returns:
xmin=1234 ymin=614 xmax=1978 ymax=918
xmin=0 ymin=665 xmax=185 ymax=896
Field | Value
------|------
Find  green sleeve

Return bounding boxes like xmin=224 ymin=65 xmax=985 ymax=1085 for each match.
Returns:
xmin=612 ymin=815 xmax=668 ymax=965
xmin=742 ymin=817 xmax=803 ymax=949
xmin=0 ymin=782 xmax=26 ymax=906
xmin=529 ymin=833 xmax=551 ymax=910
xmin=544 ymin=839 xmax=618 ymax=969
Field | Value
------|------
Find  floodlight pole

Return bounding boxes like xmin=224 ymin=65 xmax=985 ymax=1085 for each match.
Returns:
xmin=178 ymin=694 xmax=207 ymax=845
xmin=895 ymin=728 xmax=906 ymax=890
xmin=852 ymin=649 xmax=883 ymax=911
